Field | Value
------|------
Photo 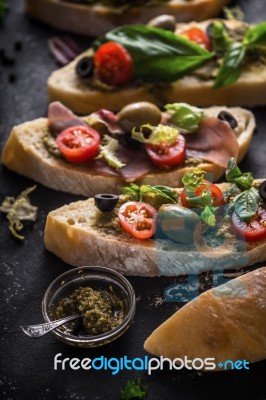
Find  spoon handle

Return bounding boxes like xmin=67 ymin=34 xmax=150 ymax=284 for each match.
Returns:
xmin=21 ymin=314 xmax=81 ymax=338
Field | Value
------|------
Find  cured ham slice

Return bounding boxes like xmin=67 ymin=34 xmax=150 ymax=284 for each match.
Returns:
xmin=185 ymin=117 xmax=239 ymax=168
xmin=48 ymin=101 xmax=85 ymax=136
xmin=47 ymin=102 xmax=239 ymax=181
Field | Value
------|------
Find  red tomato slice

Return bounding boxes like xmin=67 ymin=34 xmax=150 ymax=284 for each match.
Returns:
xmin=145 ymin=134 xmax=186 ymax=168
xmin=180 ymin=27 xmax=211 ymax=50
xmin=231 ymin=207 xmax=266 ymax=243
xmin=56 ymin=125 xmax=100 ymax=164
xmin=94 ymin=42 xmax=133 ymax=86
xmin=181 ymin=180 xmax=225 ymax=208
xmin=118 ymin=202 xmax=157 ymax=240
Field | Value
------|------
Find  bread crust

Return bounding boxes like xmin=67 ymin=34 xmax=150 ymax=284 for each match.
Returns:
xmin=144 ymin=267 xmax=266 ymax=368
xmin=26 ymin=0 xmax=231 ymax=37
xmin=44 ymin=180 xmax=266 ymax=277
xmin=1 ymin=107 xmax=255 ymax=196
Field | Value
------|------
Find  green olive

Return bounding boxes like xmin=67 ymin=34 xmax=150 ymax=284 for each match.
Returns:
xmin=158 ymin=204 xmax=201 ymax=244
xmin=148 ymin=15 xmax=176 ymax=32
xmin=117 ymin=102 xmax=162 ymax=132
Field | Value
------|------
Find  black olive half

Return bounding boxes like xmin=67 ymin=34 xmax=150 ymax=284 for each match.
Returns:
xmin=76 ymin=56 xmax=94 ymax=78
xmin=259 ymin=181 xmax=266 ymax=202
xmin=94 ymin=194 xmax=119 ymax=212
xmin=218 ymin=111 xmax=238 ymax=130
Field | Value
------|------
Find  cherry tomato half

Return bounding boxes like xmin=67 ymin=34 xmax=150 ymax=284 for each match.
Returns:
xmin=180 ymin=27 xmax=211 ymax=50
xmin=181 ymin=180 xmax=225 ymax=208
xmin=145 ymin=134 xmax=186 ymax=168
xmin=118 ymin=202 xmax=157 ymax=240
xmin=56 ymin=125 xmax=100 ymax=164
xmin=94 ymin=42 xmax=133 ymax=86
xmin=231 ymin=207 xmax=266 ymax=243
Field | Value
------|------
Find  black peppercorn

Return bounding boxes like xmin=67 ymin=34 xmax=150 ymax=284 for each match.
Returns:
xmin=94 ymin=194 xmax=119 ymax=212
xmin=218 ymin=111 xmax=238 ymax=130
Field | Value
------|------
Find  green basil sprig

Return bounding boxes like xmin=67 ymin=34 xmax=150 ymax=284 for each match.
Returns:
xmin=121 ymin=183 xmax=176 ymax=203
xmin=93 ymin=25 xmax=214 ymax=83
xmin=244 ymin=22 xmax=266 ymax=47
xmin=214 ymin=42 xmax=246 ymax=88
xmin=215 ymin=22 xmax=266 ymax=88
xmin=225 ymin=157 xmax=254 ymax=190
xmin=209 ymin=21 xmax=232 ymax=53
xmin=234 ymin=187 xmax=260 ymax=221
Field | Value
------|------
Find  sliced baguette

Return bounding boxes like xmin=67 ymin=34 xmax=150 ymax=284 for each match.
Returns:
xmin=26 ymin=0 xmax=231 ymax=37
xmin=44 ymin=179 xmax=266 ymax=277
xmin=144 ymin=267 xmax=266 ymax=369
xmin=47 ymin=19 xmax=266 ymax=114
xmin=1 ymin=107 xmax=255 ymax=196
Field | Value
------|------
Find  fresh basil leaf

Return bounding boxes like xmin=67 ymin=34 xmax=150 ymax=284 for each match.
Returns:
xmin=214 ymin=42 xmax=246 ymax=88
xmin=165 ymin=103 xmax=204 ymax=134
xmin=209 ymin=21 xmax=232 ymax=53
xmin=234 ymin=174 xmax=254 ymax=191
xmin=121 ymin=183 xmax=140 ymax=197
xmin=132 ymin=124 xmax=178 ymax=145
xmin=234 ymin=187 xmax=260 ymax=221
xmin=226 ymin=157 xmax=241 ymax=181
xmin=244 ymin=22 xmax=266 ymax=47
xmin=93 ymin=25 xmax=214 ymax=83
xmin=200 ymin=206 xmax=218 ymax=226
xmin=140 ymin=185 xmax=176 ymax=203
xmin=182 ymin=170 xmax=205 ymax=190
xmin=226 ymin=157 xmax=253 ymax=190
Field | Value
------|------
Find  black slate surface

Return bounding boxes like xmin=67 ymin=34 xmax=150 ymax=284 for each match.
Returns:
xmin=0 ymin=1 xmax=266 ymax=399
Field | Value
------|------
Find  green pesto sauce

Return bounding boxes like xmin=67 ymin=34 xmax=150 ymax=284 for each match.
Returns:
xmin=42 ymin=133 xmax=62 ymax=158
xmin=56 ymin=286 xmax=125 ymax=335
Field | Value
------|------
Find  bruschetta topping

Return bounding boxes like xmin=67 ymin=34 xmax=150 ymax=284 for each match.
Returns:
xmin=87 ymin=20 xmax=266 ymax=89
xmin=113 ymin=160 xmax=266 ymax=243
xmin=45 ymin=101 xmax=240 ymax=180
xmin=48 ymin=101 xmax=85 ymax=136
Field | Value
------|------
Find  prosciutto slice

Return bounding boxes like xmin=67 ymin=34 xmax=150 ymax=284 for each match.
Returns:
xmin=48 ymin=101 xmax=85 ymax=136
xmin=88 ymin=144 xmax=155 ymax=182
xmin=47 ymin=103 xmax=239 ymax=182
xmin=88 ymin=109 xmax=124 ymax=135
xmin=185 ymin=118 xmax=239 ymax=168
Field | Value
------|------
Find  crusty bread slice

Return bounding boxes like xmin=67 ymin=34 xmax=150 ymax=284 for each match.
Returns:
xmin=1 ymin=107 xmax=255 ymax=196
xmin=47 ymin=19 xmax=266 ymax=114
xmin=144 ymin=267 xmax=266 ymax=369
xmin=25 ymin=0 xmax=231 ymax=37
xmin=44 ymin=180 xmax=266 ymax=277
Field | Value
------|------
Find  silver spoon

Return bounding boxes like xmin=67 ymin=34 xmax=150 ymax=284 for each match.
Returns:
xmin=21 ymin=314 xmax=81 ymax=338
